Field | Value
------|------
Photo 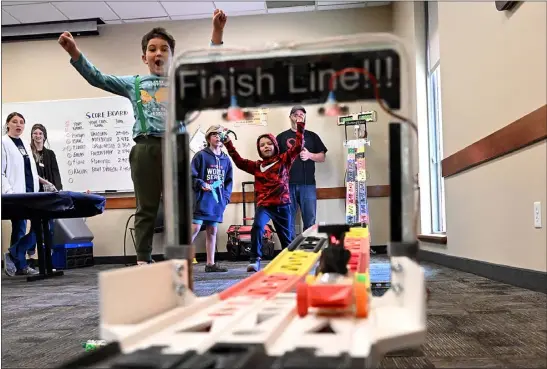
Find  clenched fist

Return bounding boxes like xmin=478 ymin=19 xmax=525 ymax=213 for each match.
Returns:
xmin=58 ymin=31 xmax=81 ymax=60
xmin=213 ymin=9 xmax=227 ymax=31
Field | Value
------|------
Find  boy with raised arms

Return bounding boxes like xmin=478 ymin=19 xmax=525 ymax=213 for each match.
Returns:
xmin=58 ymin=10 xmax=227 ymax=265
xmin=223 ymin=112 xmax=306 ymax=272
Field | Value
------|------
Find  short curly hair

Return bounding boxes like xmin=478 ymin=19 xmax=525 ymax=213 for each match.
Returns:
xmin=141 ymin=27 xmax=175 ymax=55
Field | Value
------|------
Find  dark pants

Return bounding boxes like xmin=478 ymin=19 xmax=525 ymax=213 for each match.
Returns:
xmin=289 ymin=184 xmax=317 ymax=238
xmin=129 ymin=136 xmax=163 ymax=262
xmin=250 ymin=205 xmax=293 ymax=261
xmin=27 ymin=219 xmax=54 ymax=256
xmin=9 ymin=219 xmax=36 ymax=270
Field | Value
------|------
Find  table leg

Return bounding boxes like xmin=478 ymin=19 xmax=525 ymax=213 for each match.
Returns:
xmin=43 ymin=218 xmax=54 ymax=274
xmin=27 ymin=218 xmax=64 ymax=282
xmin=32 ymin=219 xmax=46 ymax=275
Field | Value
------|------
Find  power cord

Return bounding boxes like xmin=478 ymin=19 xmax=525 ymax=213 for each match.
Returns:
xmin=123 ymin=213 xmax=135 ymax=266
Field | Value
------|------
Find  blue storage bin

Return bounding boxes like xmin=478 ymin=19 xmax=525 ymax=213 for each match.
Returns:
xmin=52 ymin=242 xmax=94 ymax=269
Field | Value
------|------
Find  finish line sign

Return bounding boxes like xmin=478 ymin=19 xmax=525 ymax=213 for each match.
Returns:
xmin=174 ymin=49 xmax=401 ymax=119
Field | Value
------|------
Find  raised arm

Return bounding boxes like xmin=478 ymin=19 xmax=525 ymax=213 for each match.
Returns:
xmin=211 ymin=9 xmax=227 ymax=45
xmin=224 ymin=140 xmax=257 ymax=175
xmin=58 ymin=32 xmax=132 ymax=97
xmin=284 ymin=120 xmax=306 ymax=164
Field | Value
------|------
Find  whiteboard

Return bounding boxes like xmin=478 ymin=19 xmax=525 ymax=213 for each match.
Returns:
xmin=2 ymin=96 xmax=136 ymax=193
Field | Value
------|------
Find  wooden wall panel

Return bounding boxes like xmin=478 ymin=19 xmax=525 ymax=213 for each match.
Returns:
xmin=419 ymin=104 xmax=546 ymax=241
xmin=105 ymin=185 xmax=390 ymax=209
xmin=442 ymin=105 xmax=547 ymax=178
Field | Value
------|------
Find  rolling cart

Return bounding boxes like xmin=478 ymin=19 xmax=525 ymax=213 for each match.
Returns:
xmin=226 ymin=181 xmax=275 ymax=261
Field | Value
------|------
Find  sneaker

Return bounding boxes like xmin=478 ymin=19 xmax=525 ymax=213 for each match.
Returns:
xmin=4 ymin=253 xmax=16 ymax=277
xmin=247 ymin=259 xmax=261 ymax=273
xmin=16 ymin=266 xmax=39 ymax=276
xmin=137 ymin=259 xmax=155 ymax=266
xmin=205 ymin=263 xmax=228 ymax=273
xmin=27 ymin=248 xmax=36 ymax=257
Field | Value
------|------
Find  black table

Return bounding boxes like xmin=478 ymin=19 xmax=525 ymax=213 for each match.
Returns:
xmin=2 ymin=191 xmax=106 ymax=282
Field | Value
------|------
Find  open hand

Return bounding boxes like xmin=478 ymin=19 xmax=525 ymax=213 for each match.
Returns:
xmin=300 ymin=147 xmax=311 ymax=161
xmin=43 ymin=182 xmax=58 ymax=192
xmin=58 ymin=31 xmax=76 ymax=53
xmin=213 ymin=9 xmax=227 ymax=31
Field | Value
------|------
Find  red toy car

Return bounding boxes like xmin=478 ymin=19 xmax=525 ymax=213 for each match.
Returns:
xmin=296 ymin=272 xmax=369 ymax=318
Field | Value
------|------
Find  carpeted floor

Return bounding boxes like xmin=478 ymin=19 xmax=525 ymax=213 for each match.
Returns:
xmin=1 ymin=256 xmax=546 ymax=368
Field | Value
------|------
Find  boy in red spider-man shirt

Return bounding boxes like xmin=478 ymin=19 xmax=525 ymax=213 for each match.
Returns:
xmin=224 ymin=111 xmax=306 ymax=272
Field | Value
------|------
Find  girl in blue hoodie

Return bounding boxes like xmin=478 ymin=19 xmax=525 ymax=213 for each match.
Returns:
xmin=190 ymin=125 xmax=234 ymax=272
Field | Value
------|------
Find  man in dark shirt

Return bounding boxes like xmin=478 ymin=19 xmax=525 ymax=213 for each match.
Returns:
xmin=276 ymin=106 xmax=328 ymax=238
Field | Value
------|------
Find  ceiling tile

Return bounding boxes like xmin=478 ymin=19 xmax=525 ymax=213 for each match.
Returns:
xmin=170 ymin=13 xmax=211 ymax=20
xmin=106 ymin=1 xmax=168 ymax=19
xmin=2 ymin=3 xmax=67 ymax=23
xmin=123 ymin=16 xmax=170 ymax=23
xmin=2 ymin=1 xmax=52 ymax=5
xmin=213 ymin=1 xmax=265 ymax=12
xmin=2 ymin=1 xmax=36 ymax=5
xmin=227 ymin=9 xmax=266 ymax=17
xmin=161 ymin=1 xmax=214 ymax=16
xmin=104 ymin=20 xmax=124 ymax=24
xmin=1 ymin=9 xmax=20 ymax=25
xmin=52 ymin=2 xmax=120 ymax=21
xmin=267 ymin=5 xmax=315 ymax=13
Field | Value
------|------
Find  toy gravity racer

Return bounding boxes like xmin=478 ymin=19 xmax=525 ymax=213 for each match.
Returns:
xmin=297 ymin=225 xmax=370 ymax=318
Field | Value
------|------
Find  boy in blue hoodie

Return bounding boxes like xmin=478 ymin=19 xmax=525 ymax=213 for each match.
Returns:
xmin=58 ymin=10 xmax=227 ymax=265
xmin=190 ymin=125 xmax=233 ymax=272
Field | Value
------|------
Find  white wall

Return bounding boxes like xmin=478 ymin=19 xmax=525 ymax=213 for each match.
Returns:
xmin=1 ymin=6 xmax=395 ymax=257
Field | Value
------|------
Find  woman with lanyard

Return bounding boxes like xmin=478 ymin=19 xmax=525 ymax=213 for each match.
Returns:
xmin=2 ymin=113 xmax=39 ymax=276
xmin=30 ymin=124 xmax=62 ymax=192
xmin=25 ymin=123 xmax=63 ymax=263
xmin=2 ymin=113 xmax=57 ymax=276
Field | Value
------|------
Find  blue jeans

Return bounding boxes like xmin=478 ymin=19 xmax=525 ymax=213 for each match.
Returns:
xmin=10 ymin=219 xmax=27 ymax=246
xmin=289 ymin=184 xmax=317 ymax=238
xmin=251 ymin=205 xmax=293 ymax=261
xmin=9 ymin=220 xmax=37 ymax=270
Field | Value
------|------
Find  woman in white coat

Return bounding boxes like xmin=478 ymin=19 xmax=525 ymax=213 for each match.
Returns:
xmin=2 ymin=112 xmax=41 ymax=276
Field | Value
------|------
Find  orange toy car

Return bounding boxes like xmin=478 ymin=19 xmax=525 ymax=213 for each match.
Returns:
xmin=296 ymin=272 xmax=369 ymax=318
